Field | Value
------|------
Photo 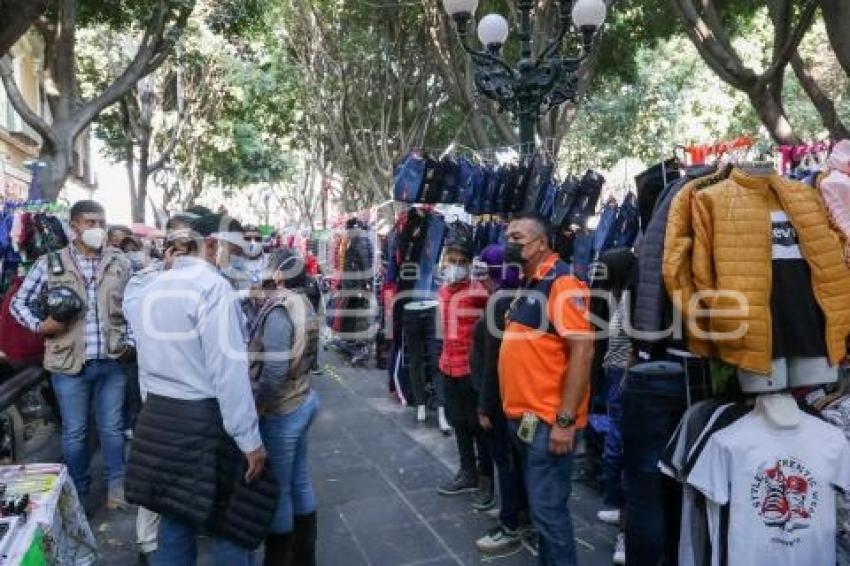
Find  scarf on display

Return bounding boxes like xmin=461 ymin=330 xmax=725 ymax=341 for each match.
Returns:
xmin=820 ymin=140 xmax=850 ymax=264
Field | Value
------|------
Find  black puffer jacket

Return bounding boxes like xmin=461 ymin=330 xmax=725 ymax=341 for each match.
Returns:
xmin=126 ymin=394 xmax=279 ymax=549
xmin=633 ymin=166 xmax=716 ymax=344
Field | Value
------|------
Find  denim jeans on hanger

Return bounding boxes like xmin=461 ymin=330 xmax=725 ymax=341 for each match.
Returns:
xmin=403 ymin=304 xmax=440 ymax=407
xmin=592 ymin=202 xmax=619 ymax=256
xmin=414 ymin=214 xmax=446 ymax=294
xmin=394 ymin=152 xmax=426 ymax=203
xmin=437 ymin=157 xmax=460 ymax=204
xmin=566 ymin=170 xmax=605 ymax=228
xmin=621 ymin=361 xmax=686 ymax=566
xmin=609 ymin=193 xmax=640 ymax=249
xmin=539 ymin=180 xmax=558 ymax=221
xmin=571 ymin=229 xmax=594 ymax=283
xmin=552 ymin=177 xmax=579 ymax=229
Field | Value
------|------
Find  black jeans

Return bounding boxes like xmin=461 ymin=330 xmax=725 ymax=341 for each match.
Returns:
xmin=445 ymin=375 xmax=493 ymax=478
xmin=621 ymin=362 xmax=686 ymax=566
xmin=487 ymin=410 xmax=527 ymax=529
xmin=403 ymin=304 xmax=439 ymax=407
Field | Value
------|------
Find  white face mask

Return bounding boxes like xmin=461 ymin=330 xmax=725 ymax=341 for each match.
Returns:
xmin=443 ymin=264 xmax=470 ymax=284
xmin=245 ymin=242 xmax=264 ymax=259
xmin=80 ymin=228 xmax=106 ymax=250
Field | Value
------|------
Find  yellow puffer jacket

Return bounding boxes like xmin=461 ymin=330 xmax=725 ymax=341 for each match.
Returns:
xmin=665 ymin=168 xmax=850 ymax=374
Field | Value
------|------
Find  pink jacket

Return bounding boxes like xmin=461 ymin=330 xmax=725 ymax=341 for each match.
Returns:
xmin=821 ymin=140 xmax=850 ymax=262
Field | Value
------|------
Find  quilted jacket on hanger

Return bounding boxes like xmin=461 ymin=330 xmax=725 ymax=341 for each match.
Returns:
xmin=664 ymin=168 xmax=850 ymax=374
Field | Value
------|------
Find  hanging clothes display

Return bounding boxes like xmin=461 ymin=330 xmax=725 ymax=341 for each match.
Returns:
xmin=618 ymin=150 xmax=850 ymax=566
xmin=384 ymin=207 xmax=448 ymax=404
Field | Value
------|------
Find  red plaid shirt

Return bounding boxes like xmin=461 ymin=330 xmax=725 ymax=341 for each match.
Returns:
xmin=439 ymin=280 xmax=488 ymax=378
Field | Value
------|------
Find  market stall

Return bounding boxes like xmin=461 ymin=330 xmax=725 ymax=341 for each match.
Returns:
xmin=0 ymin=463 xmax=96 ymax=565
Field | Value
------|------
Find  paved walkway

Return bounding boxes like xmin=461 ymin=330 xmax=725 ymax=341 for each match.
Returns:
xmin=71 ymin=351 xmax=617 ymax=564
xmin=312 ymin=358 xmax=618 ymax=566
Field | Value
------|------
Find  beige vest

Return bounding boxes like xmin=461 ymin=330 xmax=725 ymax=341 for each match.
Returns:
xmin=43 ymin=246 xmax=131 ymax=375
xmin=249 ymin=290 xmax=320 ymax=415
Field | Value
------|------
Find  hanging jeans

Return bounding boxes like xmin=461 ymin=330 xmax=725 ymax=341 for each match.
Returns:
xmin=592 ymin=203 xmax=619 ymax=257
xmin=621 ymin=362 xmax=686 ymax=566
xmin=403 ymin=303 xmax=440 ymax=407
xmin=571 ymin=230 xmax=594 ymax=283
xmin=487 ymin=410 xmax=528 ymax=531
xmin=510 ymin=420 xmax=577 ymax=566
xmin=602 ymin=366 xmax=626 ymax=509
xmin=414 ymin=214 xmax=446 ymax=294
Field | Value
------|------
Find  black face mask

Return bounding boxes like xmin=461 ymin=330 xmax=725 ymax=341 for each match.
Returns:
xmin=504 ymin=242 xmax=526 ymax=265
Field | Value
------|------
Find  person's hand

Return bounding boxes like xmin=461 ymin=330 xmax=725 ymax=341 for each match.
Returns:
xmin=39 ymin=317 xmax=68 ymax=337
xmin=244 ymin=446 xmax=267 ymax=483
xmin=549 ymin=425 xmax=576 ymax=456
xmin=478 ymin=413 xmax=493 ymax=431
xmin=119 ymin=347 xmax=137 ymax=363
xmin=163 ymin=246 xmax=187 ymax=270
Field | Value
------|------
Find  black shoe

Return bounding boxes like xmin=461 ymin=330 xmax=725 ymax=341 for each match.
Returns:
xmin=136 ymin=552 xmax=151 ymax=566
xmin=264 ymin=532 xmax=294 ymax=566
xmin=438 ymin=470 xmax=478 ymax=496
xmin=472 ymin=476 xmax=496 ymax=511
xmin=292 ymin=512 xmax=317 ymax=566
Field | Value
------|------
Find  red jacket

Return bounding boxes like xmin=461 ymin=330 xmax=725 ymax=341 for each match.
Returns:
xmin=439 ymin=280 xmax=488 ymax=378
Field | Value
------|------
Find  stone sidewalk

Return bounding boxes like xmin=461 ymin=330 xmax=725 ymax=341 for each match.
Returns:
xmin=82 ymin=351 xmax=617 ymax=564
xmin=311 ymin=360 xmax=618 ymax=566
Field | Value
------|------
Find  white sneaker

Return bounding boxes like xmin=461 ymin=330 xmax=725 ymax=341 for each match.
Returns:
xmin=597 ymin=509 xmax=621 ymax=525
xmin=417 ymin=405 xmax=427 ymax=423
xmin=476 ymin=525 xmax=521 ymax=555
xmin=613 ymin=532 xmax=626 ymax=565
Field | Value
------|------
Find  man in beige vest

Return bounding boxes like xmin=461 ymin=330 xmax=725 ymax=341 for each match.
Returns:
xmin=12 ymin=200 xmax=132 ymax=509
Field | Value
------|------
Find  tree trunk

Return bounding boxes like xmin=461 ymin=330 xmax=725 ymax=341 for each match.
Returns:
xmin=790 ymin=53 xmax=850 ymax=140
xmin=0 ymin=0 xmax=49 ymax=57
xmin=133 ymin=162 xmax=149 ymax=223
xmin=38 ymin=147 xmax=72 ymax=202
xmin=819 ymin=0 xmax=850 ymax=76
xmin=747 ymin=84 xmax=801 ymax=145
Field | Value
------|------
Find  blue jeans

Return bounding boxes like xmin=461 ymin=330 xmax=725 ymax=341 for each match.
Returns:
xmin=152 ymin=514 xmax=255 ymax=566
xmin=51 ymin=359 xmax=126 ymax=497
xmin=602 ymin=367 xmax=626 ymax=509
xmin=621 ymin=362 xmax=686 ymax=566
xmin=260 ymin=390 xmax=319 ymax=533
xmin=510 ymin=420 xmax=577 ymax=566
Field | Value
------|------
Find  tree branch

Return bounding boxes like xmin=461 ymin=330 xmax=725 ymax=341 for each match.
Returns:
xmin=0 ymin=55 xmax=56 ymax=146
xmin=0 ymin=0 xmax=49 ymax=57
xmin=74 ymin=0 xmax=195 ymax=132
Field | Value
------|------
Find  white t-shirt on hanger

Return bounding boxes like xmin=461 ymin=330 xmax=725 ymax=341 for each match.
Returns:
xmin=688 ymin=411 xmax=850 ymax=566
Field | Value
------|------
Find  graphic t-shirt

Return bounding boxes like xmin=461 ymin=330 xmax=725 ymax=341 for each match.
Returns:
xmin=688 ymin=411 xmax=850 ymax=566
xmin=770 ymin=210 xmax=827 ymax=359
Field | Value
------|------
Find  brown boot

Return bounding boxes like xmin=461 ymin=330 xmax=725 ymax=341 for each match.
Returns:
xmin=263 ymin=532 xmax=294 ymax=566
xmin=291 ymin=513 xmax=317 ymax=566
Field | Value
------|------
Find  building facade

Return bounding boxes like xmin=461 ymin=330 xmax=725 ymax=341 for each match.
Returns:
xmin=0 ymin=33 xmax=95 ymax=203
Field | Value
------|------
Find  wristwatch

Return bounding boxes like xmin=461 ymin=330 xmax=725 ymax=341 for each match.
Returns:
xmin=555 ymin=411 xmax=576 ymax=429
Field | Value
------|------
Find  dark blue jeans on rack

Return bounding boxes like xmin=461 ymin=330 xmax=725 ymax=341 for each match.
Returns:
xmin=414 ymin=214 xmax=446 ymax=294
xmin=621 ymin=361 xmax=686 ymax=566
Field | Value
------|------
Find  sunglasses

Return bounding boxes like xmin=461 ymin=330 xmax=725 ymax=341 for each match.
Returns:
xmin=244 ymin=236 xmax=263 ymax=243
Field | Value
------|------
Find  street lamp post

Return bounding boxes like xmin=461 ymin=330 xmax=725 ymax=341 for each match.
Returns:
xmin=442 ymin=0 xmax=607 ymax=163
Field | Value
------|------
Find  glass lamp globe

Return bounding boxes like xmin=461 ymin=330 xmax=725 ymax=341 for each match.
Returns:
xmin=477 ymin=14 xmax=509 ymax=47
xmin=572 ymin=0 xmax=607 ymax=29
xmin=442 ymin=0 xmax=479 ymax=17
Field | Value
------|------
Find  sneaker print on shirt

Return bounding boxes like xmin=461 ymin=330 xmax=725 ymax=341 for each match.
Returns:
xmin=751 ymin=458 xmax=819 ymax=541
